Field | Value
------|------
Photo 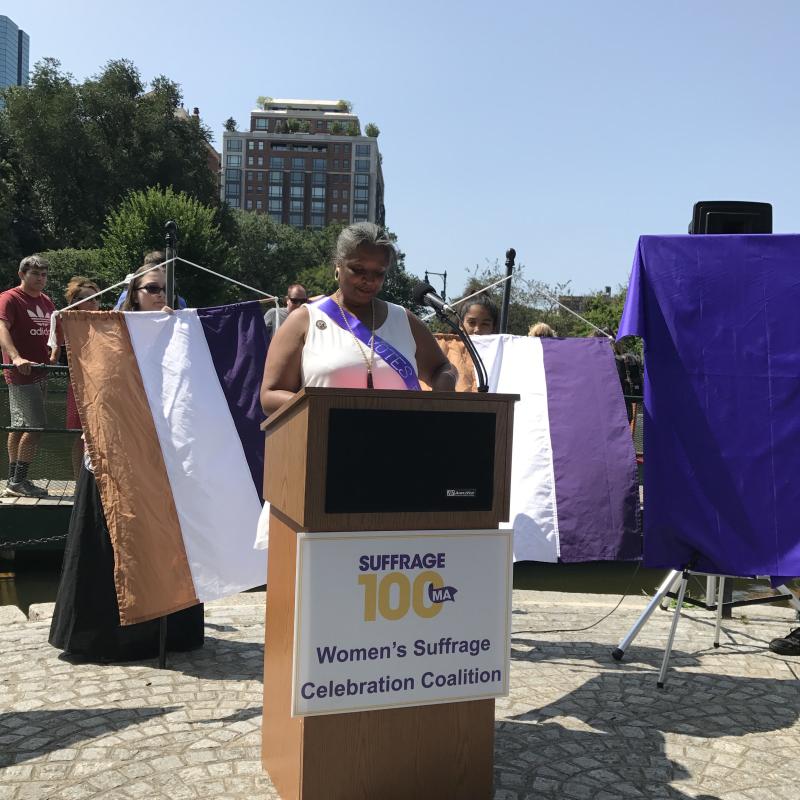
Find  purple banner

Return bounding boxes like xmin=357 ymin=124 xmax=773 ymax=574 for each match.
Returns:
xmin=197 ymin=302 xmax=270 ymax=498
xmin=619 ymin=234 xmax=800 ymax=579
xmin=541 ymin=338 xmax=641 ymax=562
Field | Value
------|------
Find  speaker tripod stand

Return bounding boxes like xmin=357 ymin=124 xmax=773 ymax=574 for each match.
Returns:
xmin=611 ymin=568 xmax=800 ymax=687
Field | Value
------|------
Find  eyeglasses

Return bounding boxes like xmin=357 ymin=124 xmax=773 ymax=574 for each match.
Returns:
xmin=139 ymin=283 xmax=166 ymax=295
xmin=343 ymin=265 xmax=387 ymax=281
xmin=287 ymin=297 xmax=308 ymax=305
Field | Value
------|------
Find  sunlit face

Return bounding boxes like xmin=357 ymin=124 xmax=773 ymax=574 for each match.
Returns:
xmin=285 ymin=286 xmax=309 ymax=313
xmin=72 ymin=287 xmax=100 ymax=311
xmin=337 ymin=245 xmax=389 ymax=307
xmin=20 ymin=266 xmax=48 ymax=296
xmin=135 ymin=269 xmax=167 ymax=311
xmin=462 ymin=303 xmax=495 ymax=336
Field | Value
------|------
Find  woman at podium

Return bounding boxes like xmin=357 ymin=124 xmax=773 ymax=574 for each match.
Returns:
xmin=260 ymin=222 xmax=457 ymax=414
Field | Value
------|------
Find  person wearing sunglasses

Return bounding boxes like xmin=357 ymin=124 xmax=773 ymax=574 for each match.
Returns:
xmin=113 ymin=252 xmax=187 ymax=310
xmin=121 ymin=268 xmax=172 ymax=312
xmin=50 ymin=264 xmax=204 ymax=662
xmin=264 ymin=283 xmax=309 ymax=339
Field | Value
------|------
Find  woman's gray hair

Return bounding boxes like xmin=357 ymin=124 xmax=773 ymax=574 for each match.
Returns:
xmin=334 ymin=222 xmax=397 ymax=269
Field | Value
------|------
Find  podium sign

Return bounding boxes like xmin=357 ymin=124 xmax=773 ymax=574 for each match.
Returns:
xmin=261 ymin=390 xmax=518 ymax=799
xmin=292 ymin=529 xmax=513 ymax=717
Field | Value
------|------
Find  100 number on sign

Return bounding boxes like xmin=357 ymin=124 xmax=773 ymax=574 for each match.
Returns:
xmin=357 ymin=571 xmax=453 ymax=621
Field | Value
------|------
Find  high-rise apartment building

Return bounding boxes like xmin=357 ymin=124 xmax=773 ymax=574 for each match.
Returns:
xmin=0 ymin=15 xmax=29 ymax=94
xmin=221 ymin=99 xmax=384 ymax=228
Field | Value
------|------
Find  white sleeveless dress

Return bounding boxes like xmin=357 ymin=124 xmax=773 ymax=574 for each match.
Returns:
xmin=254 ymin=299 xmax=419 ymax=548
xmin=302 ymin=300 xmax=418 ymax=389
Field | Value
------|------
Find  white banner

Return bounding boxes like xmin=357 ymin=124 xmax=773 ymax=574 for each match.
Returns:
xmin=292 ymin=529 xmax=513 ymax=716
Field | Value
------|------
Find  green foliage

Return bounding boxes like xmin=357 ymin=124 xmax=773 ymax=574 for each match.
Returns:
xmin=345 ymin=121 xmax=361 ymax=136
xmin=102 ymin=186 xmax=230 ymax=306
xmin=0 ymin=58 xmax=218 ymax=256
xmin=581 ymin=290 xmax=627 ymax=337
xmin=364 ymin=122 xmax=380 ymax=138
xmin=455 ymin=262 xmax=543 ymax=336
xmin=451 ymin=261 xmax=633 ymax=343
xmin=37 ymin=248 xmax=108 ymax=307
xmin=283 ymin=117 xmax=312 ymax=133
xmin=223 ymin=117 xmax=238 ymax=132
xmin=329 ymin=122 xmax=344 ymax=134
xmin=379 ymin=230 xmax=416 ymax=309
xmin=294 ymin=261 xmax=338 ymax=299
xmin=336 ymin=99 xmax=353 ymax=113
xmin=255 ymin=96 xmax=272 ymax=110
xmin=231 ymin=218 xmax=417 ymax=309
xmin=0 ymin=113 xmax=26 ymax=271
xmin=231 ymin=211 xmax=339 ymax=299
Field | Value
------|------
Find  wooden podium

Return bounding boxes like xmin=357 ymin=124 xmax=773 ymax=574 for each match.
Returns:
xmin=261 ymin=387 xmax=517 ymax=800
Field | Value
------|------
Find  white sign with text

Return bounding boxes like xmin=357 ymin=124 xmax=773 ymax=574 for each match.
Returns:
xmin=292 ymin=529 xmax=513 ymax=716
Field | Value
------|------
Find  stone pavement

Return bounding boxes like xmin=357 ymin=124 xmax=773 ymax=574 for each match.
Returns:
xmin=2 ymin=587 xmax=800 ymax=799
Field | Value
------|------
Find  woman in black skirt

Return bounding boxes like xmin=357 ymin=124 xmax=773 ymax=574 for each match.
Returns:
xmin=49 ymin=267 xmax=204 ymax=661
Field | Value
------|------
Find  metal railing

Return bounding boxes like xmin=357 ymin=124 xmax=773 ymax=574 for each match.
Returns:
xmin=1 ymin=363 xmax=80 ymax=486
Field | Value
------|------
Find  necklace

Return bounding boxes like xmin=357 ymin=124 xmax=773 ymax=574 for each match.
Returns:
xmin=335 ymin=291 xmax=376 ymax=389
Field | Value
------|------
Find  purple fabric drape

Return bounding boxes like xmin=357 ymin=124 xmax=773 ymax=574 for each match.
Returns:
xmin=197 ymin=302 xmax=270 ymax=497
xmin=618 ymin=234 xmax=800 ymax=579
xmin=541 ymin=338 xmax=641 ymax=562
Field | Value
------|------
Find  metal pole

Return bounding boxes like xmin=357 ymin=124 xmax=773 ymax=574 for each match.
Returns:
xmin=158 ymin=615 xmax=168 ymax=668
xmin=721 ymin=578 xmax=733 ymax=620
xmin=424 ymin=270 xmax=448 ymax=302
xmin=499 ymin=248 xmax=515 ymax=334
xmin=164 ymin=220 xmax=178 ymax=309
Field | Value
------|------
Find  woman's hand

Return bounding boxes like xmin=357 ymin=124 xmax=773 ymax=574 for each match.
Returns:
xmin=406 ymin=311 xmax=457 ymax=391
xmin=428 ymin=359 xmax=458 ymax=391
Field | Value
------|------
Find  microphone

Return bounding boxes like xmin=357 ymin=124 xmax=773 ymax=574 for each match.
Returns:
xmin=413 ymin=282 xmax=490 ymax=393
xmin=412 ymin=282 xmax=458 ymax=316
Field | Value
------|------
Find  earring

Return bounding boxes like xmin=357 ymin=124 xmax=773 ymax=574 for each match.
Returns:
xmin=334 ymin=269 xmax=340 ymax=280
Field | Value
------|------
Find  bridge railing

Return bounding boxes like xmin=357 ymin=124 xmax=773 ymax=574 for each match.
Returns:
xmin=1 ymin=364 xmax=79 ymax=494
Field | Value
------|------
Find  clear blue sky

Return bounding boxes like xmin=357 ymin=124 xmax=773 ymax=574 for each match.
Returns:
xmin=6 ymin=0 xmax=800 ymax=297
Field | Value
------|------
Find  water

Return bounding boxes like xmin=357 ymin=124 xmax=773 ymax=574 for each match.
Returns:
xmin=2 ymin=552 xmax=794 ymax=617
xmin=0 ymin=551 xmax=65 ymax=614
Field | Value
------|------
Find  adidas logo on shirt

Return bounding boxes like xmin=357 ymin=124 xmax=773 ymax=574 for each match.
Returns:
xmin=27 ymin=305 xmax=51 ymax=335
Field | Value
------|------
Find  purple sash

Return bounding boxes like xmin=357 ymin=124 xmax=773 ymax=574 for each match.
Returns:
xmin=316 ymin=297 xmax=421 ymax=390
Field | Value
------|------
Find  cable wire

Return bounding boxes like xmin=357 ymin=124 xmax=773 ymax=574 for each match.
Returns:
xmin=513 ymin=561 xmax=642 ymax=635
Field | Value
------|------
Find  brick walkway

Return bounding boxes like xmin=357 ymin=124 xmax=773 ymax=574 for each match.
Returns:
xmin=1 ymin=589 xmax=799 ymax=799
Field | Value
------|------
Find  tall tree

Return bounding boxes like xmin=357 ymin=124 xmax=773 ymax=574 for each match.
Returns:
xmin=232 ymin=211 xmax=333 ymax=298
xmin=1 ymin=58 xmax=218 ymax=253
xmin=37 ymin=248 xmax=107 ymax=307
xmin=453 ymin=261 xmax=633 ymax=342
xmin=102 ymin=186 xmax=229 ymax=307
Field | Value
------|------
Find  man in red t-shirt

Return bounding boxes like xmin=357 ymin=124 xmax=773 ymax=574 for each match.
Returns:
xmin=0 ymin=255 xmax=60 ymax=497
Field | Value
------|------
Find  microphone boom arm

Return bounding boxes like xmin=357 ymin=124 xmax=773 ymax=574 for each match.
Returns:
xmin=434 ymin=308 xmax=490 ymax=393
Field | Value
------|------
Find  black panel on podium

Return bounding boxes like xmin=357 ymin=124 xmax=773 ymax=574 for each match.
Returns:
xmin=325 ymin=408 xmax=496 ymax=514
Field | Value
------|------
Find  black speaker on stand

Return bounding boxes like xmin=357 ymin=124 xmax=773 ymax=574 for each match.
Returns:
xmin=689 ymin=201 xmax=772 ymax=234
